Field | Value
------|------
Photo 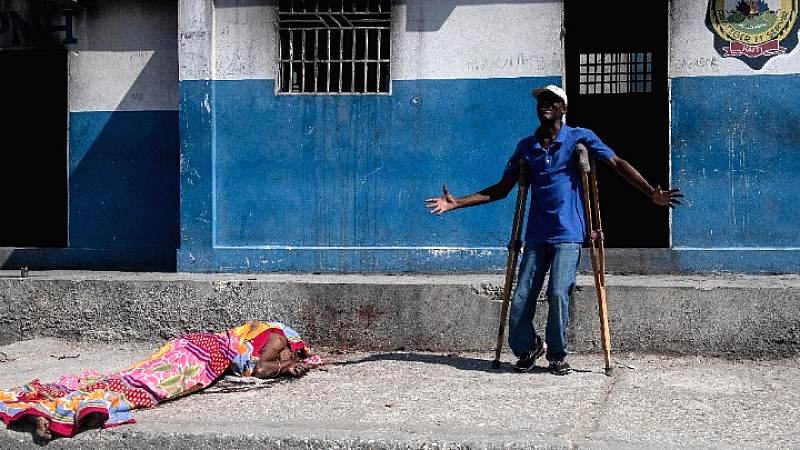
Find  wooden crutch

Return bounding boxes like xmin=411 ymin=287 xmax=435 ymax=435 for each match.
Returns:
xmin=576 ymin=143 xmax=613 ymax=375
xmin=491 ymin=159 xmax=529 ymax=369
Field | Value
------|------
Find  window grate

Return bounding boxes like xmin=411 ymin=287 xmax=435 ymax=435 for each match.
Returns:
xmin=578 ymin=52 xmax=652 ymax=95
xmin=278 ymin=0 xmax=391 ymax=94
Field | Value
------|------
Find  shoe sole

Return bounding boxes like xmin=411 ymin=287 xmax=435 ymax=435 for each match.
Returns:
xmin=515 ymin=342 xmax=547 ymax=372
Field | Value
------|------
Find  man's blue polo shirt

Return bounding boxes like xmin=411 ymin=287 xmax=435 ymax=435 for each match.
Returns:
xmin=502 ymin=124 xmax=616 ymax=244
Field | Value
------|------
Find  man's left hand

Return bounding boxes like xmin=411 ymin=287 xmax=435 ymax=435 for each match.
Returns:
xmin=650 ymin=186 xmax=684 ymax=209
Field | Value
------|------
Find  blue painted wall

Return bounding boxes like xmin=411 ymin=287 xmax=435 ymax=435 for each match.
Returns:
xmin=4 ymin=110 xmax=180 ymax=271
xmin=70 ymin=111 xmax=180 ymax=249
xmin=180 ymin=76 xmax=559 ymax=272
xmin=179 ymin=72 xmax=800 ymax=273
xmin=672 ymin=74 xmax=800 ymax=272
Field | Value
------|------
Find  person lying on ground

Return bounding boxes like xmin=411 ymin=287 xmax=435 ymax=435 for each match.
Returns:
xmin=0 ymin=320 xmax=322 ymax=440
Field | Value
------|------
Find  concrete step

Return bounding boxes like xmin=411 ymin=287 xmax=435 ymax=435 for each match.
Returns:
xmin=2 ymin=271 xmax=799 ymax=358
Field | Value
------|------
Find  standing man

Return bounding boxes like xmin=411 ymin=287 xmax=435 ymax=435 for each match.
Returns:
xmin=425 ymin=85 xmax=683 ymax=375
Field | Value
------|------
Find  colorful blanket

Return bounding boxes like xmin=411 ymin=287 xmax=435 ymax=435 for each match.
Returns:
xmin=0 ymin=321 xmax=311 ymax=437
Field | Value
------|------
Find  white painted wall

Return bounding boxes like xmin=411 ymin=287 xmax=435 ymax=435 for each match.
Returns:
xmin=69 ymin=0 xmax=178 ymax=112
xmin=214 ymin=4 xmax=276 ymax=80
xmin=207 ymin=1 xmax=563 ymax=82
xmin=179 ymin=0 xmax=213 ymax=81
xmin=392 ymin=1 xmax=563 ymax=80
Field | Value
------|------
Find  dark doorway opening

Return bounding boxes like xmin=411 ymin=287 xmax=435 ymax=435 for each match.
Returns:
xmin=565 ymin=2 xmax=669 ymax=248
xmin=0 ymin=49 xmax=68 ymax=247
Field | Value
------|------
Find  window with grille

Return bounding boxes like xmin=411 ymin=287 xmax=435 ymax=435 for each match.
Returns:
xmin=578 ymin=52 xmax=652 ymax=95
xmin=278 ymin=0 xmax=391 ymax=94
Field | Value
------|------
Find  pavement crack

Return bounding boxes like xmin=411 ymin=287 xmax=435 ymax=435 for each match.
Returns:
xmin=565 ymin=362 xmax=627 ymax=443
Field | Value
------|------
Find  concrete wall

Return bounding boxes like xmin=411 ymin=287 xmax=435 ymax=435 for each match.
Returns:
xmin=1 ymin=272 xmax=798 ymax=358
xmin=68 ymin=0 xmax=179 ymax=252
xmin=2 ymin=0 xmax=799 ymax=275
xmin=669 ymin=0 xmax=800 ymax=272
xmin=178 ymin=1 xmax=565 ymax=273
xmin=180 ymin=0 xmax=800 ymax=274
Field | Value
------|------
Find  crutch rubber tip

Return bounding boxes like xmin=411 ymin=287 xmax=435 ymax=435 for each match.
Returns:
xmin=604 ymin=366 xmax=613 ymax=376
xmin=490 ymin=359 xmax=501 ymax=369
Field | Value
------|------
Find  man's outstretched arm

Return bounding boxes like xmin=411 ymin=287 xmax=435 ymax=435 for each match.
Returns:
xmin=604 ymin=155 xmax=684 ymax=209
xmin=425 ymin=174 xmax=518 ymax=215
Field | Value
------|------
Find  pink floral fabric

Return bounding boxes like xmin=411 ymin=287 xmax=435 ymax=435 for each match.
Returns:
xmin=0 ymin=321 xmax=308 ymax=437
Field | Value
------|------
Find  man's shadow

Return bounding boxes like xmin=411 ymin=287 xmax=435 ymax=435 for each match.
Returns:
xmin=326 ymin=351 xmax=551 ymax=374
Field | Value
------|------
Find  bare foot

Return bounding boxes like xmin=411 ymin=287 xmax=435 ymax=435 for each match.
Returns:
xmin=32 ymin=416 xmax=52 ymax=440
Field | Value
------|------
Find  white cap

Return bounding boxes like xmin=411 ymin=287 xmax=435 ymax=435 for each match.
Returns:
xmin=532 ymin=85 xmax=568 ymax=106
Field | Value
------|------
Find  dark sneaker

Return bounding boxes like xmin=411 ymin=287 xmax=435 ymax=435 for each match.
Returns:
xmin=549 ymin=359 xmax=572 ymax=375
xmin=515 ymin=336 xmax=547 ymax=372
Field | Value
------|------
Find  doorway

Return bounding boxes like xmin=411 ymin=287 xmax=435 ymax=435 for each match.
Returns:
xmin=0 ymin=49 xmax=68 ymax=247
xmin=565 ymin=2 xmax=669 ymax=248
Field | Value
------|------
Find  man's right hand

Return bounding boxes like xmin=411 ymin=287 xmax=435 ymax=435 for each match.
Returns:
xmin=425 ymin=184 xmax=458 ymax=215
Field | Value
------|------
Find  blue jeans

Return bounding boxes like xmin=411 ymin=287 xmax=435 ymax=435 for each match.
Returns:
xmin=508 ymin=242 xmax=581 ymax=361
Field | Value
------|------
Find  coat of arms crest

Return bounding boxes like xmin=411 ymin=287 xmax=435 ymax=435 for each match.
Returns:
xmin=707 ymin=0 xmax=799 ymax=69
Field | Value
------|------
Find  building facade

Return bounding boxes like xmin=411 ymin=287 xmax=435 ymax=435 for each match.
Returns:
xmin=0 ymin=0 xmax=179 ymax=270
xmin=1 ymin=0 xmax=799 ymax=274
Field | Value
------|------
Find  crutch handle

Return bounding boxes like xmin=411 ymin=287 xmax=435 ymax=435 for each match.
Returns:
xmin=576 ymin=143 xmax=595 ymax=173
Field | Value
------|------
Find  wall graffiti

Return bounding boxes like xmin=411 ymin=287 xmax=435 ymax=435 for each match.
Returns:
xmin=0 ymin=10 xmax=77 ymax=48
xmin=466 ymin=53 xmax=545 ymax=73
xmin=671 ymin=56 xmax=722 ymax=72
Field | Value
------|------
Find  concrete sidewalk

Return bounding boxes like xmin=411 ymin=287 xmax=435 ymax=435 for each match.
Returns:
xmin=0 ymin=338 xmax=798 ymax=450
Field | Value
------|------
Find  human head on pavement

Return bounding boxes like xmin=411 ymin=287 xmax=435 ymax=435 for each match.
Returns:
xmin=532 ymin=85 xmax=568 ymax=124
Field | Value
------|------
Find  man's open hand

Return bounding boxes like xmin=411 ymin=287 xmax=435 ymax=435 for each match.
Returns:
xmin=650 ymin=186 xmax=684 ymax=209
xmin=425 ymin=184 xmax=458 ymax=215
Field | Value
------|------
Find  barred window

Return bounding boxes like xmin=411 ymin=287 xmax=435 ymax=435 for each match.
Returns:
xmin=278 ymin=0 xmax=391 ymax=94
xmin=578 ymin=52 xmax=652 ymax=95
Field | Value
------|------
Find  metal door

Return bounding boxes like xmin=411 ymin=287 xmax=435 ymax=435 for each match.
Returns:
xmin=565 ymin=2 xmax=669 ymax=248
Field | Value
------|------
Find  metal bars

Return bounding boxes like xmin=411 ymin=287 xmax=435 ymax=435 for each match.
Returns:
xmin=278 ymin=0 xmax=391 ymax=94
xmin=578 ymin=52 xmax=652 ymax=95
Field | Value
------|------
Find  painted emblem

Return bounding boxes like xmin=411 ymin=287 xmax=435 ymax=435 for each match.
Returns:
xmin=707 ymin=0 xmax=799 ymax=69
